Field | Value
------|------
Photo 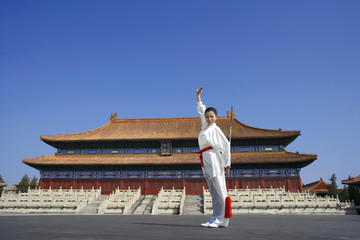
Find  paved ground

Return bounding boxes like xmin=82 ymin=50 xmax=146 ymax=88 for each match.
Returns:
xmin=0 ymin=215 xmax=359 ymax=240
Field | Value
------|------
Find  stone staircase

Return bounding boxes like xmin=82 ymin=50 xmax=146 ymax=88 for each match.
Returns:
xmin=132 ymin=195 xmax=156 ymax=215
xmin=78 ymin=195 xmax=108 ymax=215
xmin=182 ymin=195 xmax=203 ymax=215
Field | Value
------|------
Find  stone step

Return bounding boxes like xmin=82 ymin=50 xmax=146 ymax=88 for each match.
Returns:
xmin=131 ymin=195 xmax=146 ymax=214
xmin=133 ymin=195 xmax=155 ymax=215
xmin=143 ymin=195 xmax=156 ymax=215
xmin=182 ymin=195 xmax=203 ymax=215
xmin=78 ymin=195 xmax=108 ymax=215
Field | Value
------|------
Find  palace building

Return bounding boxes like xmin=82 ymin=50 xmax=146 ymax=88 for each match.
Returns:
xmin=303 ymin=178 xmax=331 ymax=196
xmin=23 ymin=111 xmax=317 ymax=195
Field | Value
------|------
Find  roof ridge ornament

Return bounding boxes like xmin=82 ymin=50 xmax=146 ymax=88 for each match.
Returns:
xmin=226 ymin=109 xmax=235 ymax=118
xmin=110 ymin=113 xmax=118 ymax=121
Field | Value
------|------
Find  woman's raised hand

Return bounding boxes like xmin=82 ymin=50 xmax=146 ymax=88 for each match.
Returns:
xmin=196 ymin=87 xmax=204 ymax=102
xmin=196 ymin=87 xmax=204 ymax=96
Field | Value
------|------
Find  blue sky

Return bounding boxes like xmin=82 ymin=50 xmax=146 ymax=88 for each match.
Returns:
xmin=1 ymin=1 xmax=359 ymax=188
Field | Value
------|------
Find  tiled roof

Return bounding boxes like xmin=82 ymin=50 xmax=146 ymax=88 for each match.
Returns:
xmin=23 ymin=151 xmax=316 ymax=167
xmin=0 ymin=182 xmax=7 ymax=187
xmin=342 ymin=175 xmax=360 ymax=185
xmin=40 ymin=114 xmax=300 ymax=143
xmin=303 ymin=178 xmax=330 ymax=194
xmin=4 ymin=186 xmax=17 ymax=191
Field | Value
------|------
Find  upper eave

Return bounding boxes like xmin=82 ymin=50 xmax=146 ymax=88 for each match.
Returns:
xmin=23 ymin=151 xmax=316 ymax=168
xmin=40 ymin=115 xmax=300 ymax=145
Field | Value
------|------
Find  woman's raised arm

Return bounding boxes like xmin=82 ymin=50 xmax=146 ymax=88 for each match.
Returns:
xmin=196 ymin=87 xmax=204 ymax=103
xmin=196 ymin=87 xmax=207 ymax=130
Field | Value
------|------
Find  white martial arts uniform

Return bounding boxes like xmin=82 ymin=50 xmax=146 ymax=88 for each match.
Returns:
xmin=197 ymin=102 xmax=231 ymax=226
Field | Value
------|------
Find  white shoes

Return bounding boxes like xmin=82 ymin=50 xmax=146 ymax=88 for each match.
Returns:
xmin=208 ymin=222 xmax=219 ymax=228
xmin=201 ymin=220 xmax=229 ymax=228
xmin=216 ymin=219 xmax=229 ymax=228
xmin=217 ymin=222 xmax=229 ymax=228
xmin=200 ymin=221 xmax=212 ymax=227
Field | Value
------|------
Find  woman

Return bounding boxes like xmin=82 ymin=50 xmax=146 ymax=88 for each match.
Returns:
xmin=196 ymin=87 xmax=231 ymax=228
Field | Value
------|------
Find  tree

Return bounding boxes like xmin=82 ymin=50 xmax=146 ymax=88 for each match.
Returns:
xmin=348 ymin=184 xmax=359 ymax=206
xmin=30 ymin=176 xmax=38 ymax=189
xmin=338 ymin=186 xmax=349 ymax=202
xmin=17 ymin=174 xmax=30 ymax=193
xmin=0 ymin=174 xmax=4 ymax=197
xmin=328 ymin=173 xmax=339 ymax=197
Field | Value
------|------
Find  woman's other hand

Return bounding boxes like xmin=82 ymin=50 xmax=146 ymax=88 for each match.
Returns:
xmin=226 ymin=166 xmax=231 ymax=176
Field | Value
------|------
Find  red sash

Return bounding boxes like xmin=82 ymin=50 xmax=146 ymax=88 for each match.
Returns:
xmin=197 ymin=146 xmax=214 ymax=167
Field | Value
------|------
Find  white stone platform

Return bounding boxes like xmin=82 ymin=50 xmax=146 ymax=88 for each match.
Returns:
xmin=1 ymin=186 xmax=356 ymax=215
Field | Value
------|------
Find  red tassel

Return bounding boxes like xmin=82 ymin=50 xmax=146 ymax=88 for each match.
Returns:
xmin=224 ymin=196 xmax=233 ymax=218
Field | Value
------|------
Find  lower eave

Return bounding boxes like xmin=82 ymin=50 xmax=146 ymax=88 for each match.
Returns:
xmin=23 ymin=151 xmax=316 ymax=169
xmin=306 ymin=189 xmax=330 ymax=194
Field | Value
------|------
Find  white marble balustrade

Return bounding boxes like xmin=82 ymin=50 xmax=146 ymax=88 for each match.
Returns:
xmin=203 ymin=186 xmax=356 ymax=215
xmin=151 ymin=187 xmax=186 ymax=215
xmin=0 ymin=187 xmax=101 ymax=214
xmin=98 ymin=187 xmax=141 ymax=214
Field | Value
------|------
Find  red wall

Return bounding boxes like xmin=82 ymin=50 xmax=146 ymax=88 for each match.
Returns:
xmin=39 ymin=177 xmax=302 ymax=195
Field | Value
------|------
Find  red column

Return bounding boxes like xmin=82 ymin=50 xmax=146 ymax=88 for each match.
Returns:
xmin=260 ymin=177 xmax=264 ymax=189
xmin=298 ymin=177 xmax=303 ymax=192
xmin=144 ymin=179 xmax=149 ymax=195
xmin=286 ymin=177 xmax=291 ymax=191
xmin=96 ymin=178 xmax=100 ymax=189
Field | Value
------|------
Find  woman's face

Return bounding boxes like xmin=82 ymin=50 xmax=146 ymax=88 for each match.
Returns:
xmin=205 ymin=111 xmax=217 ymax=125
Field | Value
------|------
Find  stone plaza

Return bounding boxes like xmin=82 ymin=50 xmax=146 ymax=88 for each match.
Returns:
xmin=0 ymin=214 xmax=359 ymax=240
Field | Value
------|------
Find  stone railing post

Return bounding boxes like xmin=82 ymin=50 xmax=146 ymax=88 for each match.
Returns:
xmin=179 ymin=187 xmax=186 ymax=215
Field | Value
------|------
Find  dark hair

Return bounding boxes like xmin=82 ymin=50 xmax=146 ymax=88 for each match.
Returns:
xmin=205 ymin=107 xmax=217 ymax=116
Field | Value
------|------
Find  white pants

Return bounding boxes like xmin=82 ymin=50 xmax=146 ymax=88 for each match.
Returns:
xmin=204 ymin=169 xmax=229 ymax=225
